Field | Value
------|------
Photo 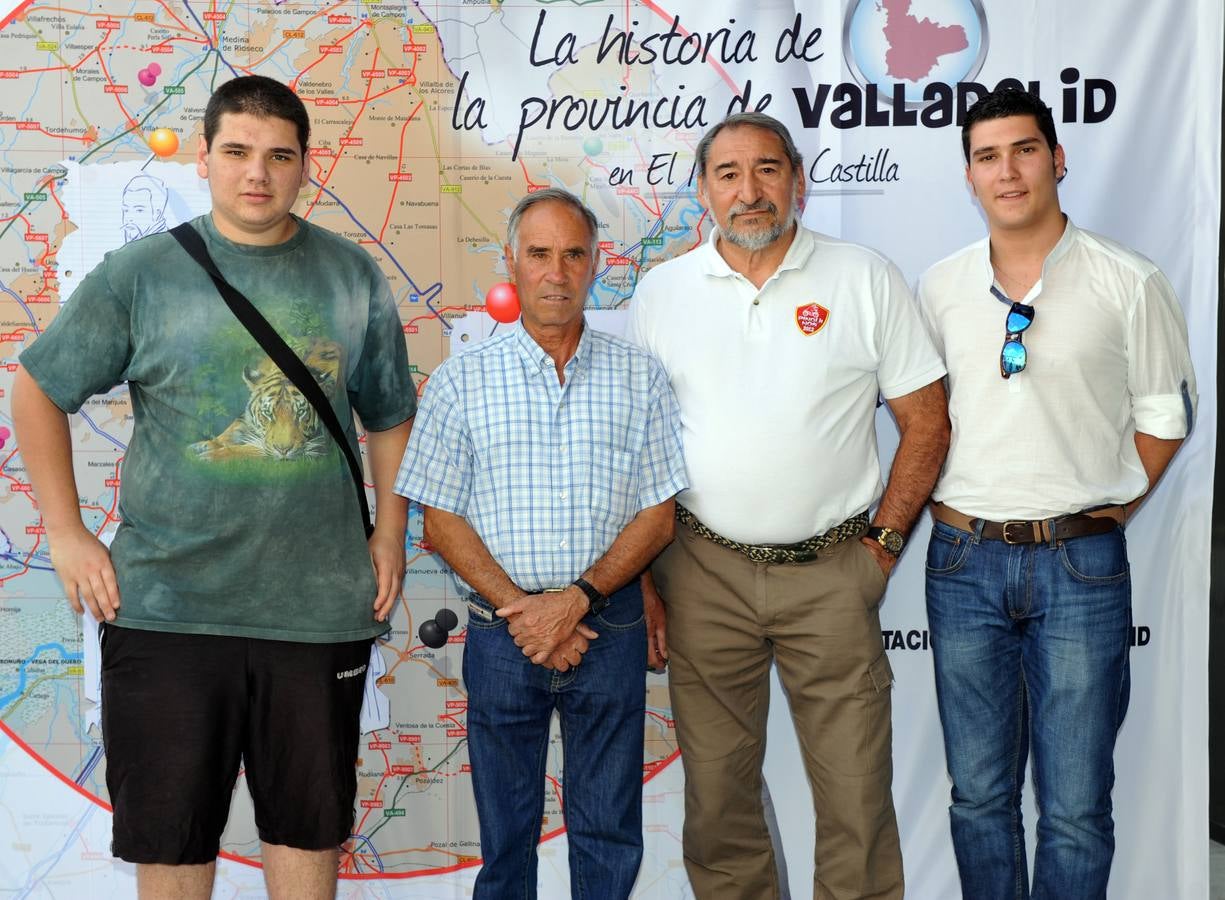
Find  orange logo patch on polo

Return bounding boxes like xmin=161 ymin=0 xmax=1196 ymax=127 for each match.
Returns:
xmin=795 ymin=302 xmax=830 ymax=336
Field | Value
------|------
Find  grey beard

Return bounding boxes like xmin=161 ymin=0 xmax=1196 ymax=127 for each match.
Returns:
xmin=720 ymin=201 xmax=795 ymax=251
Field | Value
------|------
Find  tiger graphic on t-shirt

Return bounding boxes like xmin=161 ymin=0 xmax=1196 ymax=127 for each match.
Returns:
xmin=190 ymin=338 xmax=341 ymax=462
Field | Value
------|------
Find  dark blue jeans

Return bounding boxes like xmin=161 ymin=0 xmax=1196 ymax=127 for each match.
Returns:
xmin=925 ymin=521 xmax=1132 ymax=900
xmin=462 ymin=582 xmax=646 ymax=900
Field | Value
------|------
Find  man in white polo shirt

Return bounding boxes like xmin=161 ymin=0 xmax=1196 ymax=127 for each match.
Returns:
xmin=627 ymin=111 xmax=950 ymax=899
xmin=917 ymin=88 xmax=1195 ymax=899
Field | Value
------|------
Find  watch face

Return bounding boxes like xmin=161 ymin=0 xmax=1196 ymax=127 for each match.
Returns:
xmin=870 ymin=527 xmax=903 ymax=555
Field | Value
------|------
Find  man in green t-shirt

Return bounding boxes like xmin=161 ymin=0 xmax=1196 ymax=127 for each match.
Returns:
xmin=12 ymin=76 xmax=416 ymax=899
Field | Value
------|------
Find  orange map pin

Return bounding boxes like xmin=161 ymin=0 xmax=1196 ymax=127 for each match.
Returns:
xmin=147 ymin=128 xmax=179 ymax=157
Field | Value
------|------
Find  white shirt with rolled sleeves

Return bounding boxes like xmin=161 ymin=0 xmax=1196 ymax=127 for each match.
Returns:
xmin=916 ymin=219 xmax=1197 ymax=522
xmin=626 ymin=224 xmax=946 ymax=545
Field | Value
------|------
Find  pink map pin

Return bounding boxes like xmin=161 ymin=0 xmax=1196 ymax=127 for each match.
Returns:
xmin=138 ymin=64 xmax=162 ymax=87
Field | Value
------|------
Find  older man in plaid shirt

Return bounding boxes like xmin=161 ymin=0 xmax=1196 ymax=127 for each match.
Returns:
xmin=395 ymin=187 xmax=686 ymax=900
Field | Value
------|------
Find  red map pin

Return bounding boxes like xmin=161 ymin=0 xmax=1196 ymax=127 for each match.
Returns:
xmin=485 ymin=282 xmax=520 ymax=323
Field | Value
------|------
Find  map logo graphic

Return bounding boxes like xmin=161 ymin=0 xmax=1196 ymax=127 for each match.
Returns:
xmin=842 ymin=0 xmax=988 ymax=108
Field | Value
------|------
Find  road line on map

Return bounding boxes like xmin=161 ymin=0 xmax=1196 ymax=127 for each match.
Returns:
xmin=305 ymin=45 xmax=382 ymax=215
xmin=242 ymin=0 xmax=352 ymax=70
xmin=378 ymin=101 xmax=426 ymax=243
xmin=290 ymin=19 xmax=369 ymax=92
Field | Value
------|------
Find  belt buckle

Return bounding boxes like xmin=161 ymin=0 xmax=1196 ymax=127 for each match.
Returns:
xmin=1002 ymin=520 xmax=1034 ymax=544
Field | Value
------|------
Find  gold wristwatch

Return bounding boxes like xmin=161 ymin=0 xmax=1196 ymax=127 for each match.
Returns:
xmin=866 ymin=526 xmax=904 ymax=557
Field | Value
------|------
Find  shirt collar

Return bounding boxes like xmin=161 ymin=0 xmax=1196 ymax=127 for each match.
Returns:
xmin=698 ymin=222 xmax=816 ymax=279
xmin=1042 ymin=216 xmax=1078 ymax=270
xmin=512 ymin=318 xmax=593 ymax=378
xmin=979 ymin=216 xmax=1079 ymax=294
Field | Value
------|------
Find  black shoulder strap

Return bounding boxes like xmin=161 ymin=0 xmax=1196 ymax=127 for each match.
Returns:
xmin=169 ymin=222 xmax=374 ymax=538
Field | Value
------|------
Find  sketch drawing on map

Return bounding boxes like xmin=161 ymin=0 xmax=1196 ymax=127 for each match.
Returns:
xmin=120 ymin=174 xmax=169 ymax=243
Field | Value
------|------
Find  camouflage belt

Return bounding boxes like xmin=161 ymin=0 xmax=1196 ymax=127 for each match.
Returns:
xmin=676 ymin=505 xmax=869 ymax=564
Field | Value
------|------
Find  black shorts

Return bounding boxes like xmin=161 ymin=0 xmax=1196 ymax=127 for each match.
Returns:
xmin=100 ymin=625 xmax=373 ymax=865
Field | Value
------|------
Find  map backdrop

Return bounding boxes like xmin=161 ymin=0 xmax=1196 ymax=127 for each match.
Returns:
xmin=0 ymin=0 xmax=1219 ymax=897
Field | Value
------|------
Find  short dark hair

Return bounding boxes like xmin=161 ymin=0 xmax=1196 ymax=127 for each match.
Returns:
xmin=695 ymin=112 xmax=804 ymax=180
xmin=961 ymin=88 xmax=1058 ymax=164
xmin=203 ymin=76 xmax=311 ymax=156
xmin=507 ymin=187 xmax=599 ymax=257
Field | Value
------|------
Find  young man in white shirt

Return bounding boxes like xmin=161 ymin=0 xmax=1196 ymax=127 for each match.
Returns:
xmin=917 ymin=88 xmax=1196 ymax=900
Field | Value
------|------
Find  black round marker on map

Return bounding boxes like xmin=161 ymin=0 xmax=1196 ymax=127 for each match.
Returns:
xmin=418 ymin=618 xmax=447 ymax=649
xmin=435 ymin=607 xmax=459 ymax=632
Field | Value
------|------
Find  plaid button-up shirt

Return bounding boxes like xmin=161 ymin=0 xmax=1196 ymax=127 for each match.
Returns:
xmin=395 ymin=322 xmax=687 ymax=593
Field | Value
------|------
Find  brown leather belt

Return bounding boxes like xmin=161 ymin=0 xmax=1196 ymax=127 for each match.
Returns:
xmin=931 ymin=502 xmax=1125 ymax=545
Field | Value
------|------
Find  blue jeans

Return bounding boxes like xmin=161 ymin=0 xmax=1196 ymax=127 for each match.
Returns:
xmin=462 ymin=582 xmax=647 ymax=900
xmin=925 ymin=521 xmax=1131 ymax=900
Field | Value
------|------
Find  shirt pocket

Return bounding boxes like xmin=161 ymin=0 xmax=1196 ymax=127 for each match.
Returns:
xmin=589 ymin=444 xmax=640 ymax=530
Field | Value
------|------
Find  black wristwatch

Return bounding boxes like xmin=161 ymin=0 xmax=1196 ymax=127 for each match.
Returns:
xmin=572 ymin=577 xmax=609 ymax=616
xmin=866 ymin=526 xmax=905 ymax=558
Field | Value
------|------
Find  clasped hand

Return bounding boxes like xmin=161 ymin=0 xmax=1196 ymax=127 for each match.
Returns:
xmin=497 ymin=586 xmax=599 ymax=671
